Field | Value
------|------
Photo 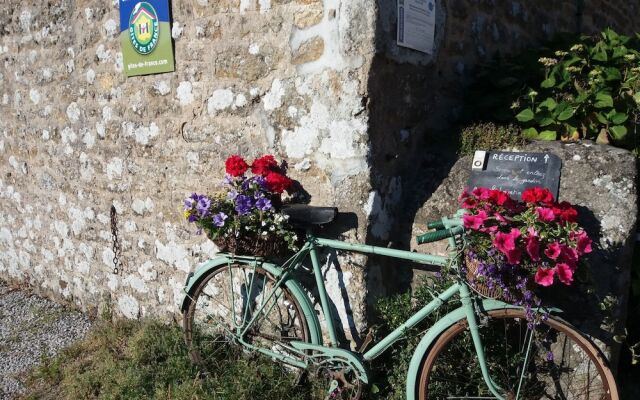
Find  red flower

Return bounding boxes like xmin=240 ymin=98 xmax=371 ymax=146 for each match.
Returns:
xmin=463 ymin=211 xmax=488 ymax=230
xmin=554 ymin=263 xmax=574 ymax=285
xmin=535 ymin=267 xmax=555 ymax=286
xmin=559 ymin=245 xmax=578 ymax=268
xmin=265 ymin=171 xmax=293 ymax=193
xmin=251 ymin=155 xmax=278 ymax=176
xmin=488 ymin=189 xmax=510 ymax=206
xmin=522 ymin=187 xmax=554 ymax=204
xmin=535 ymin=207 xmax=556 ymax=222
xmin=553 ymin=201 xmax=578 ymax=223
xmin=225 ymin=155 xmax=249 ymax=177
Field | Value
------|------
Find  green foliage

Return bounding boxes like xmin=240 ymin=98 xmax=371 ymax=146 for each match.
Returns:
xmin=514 ymin=29 xmax=640 ymax=146
xmin=23 ymin=319 xmax=308 ymax=400
xmin=459 ymin=123 xmax=526 ymax=155
xmin=464 ymin=29 xmax=640 ymax=151
xmin=369 ymin=273 xmax=458 ymax=399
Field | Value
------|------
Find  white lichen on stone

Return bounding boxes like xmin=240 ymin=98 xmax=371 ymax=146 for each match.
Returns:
xmin=66 ymin=102 xmax=81 ymax=123
xmin=154 ymin=80 xmax=171 ymax=95
xmin=263 ymin=79 xmax=285 ymax=111
xmin=105 ymin=158 xmax=123 ymax=180
xmin=118 ymin=294 xmax=140 ymax=319
xmin=104 ymin=19 xmax=117 ymax=37
xmin=176 ymin=81 xmax=194 ymax=106
xmin=172 ymin=22 xmax=183 ymax=39
xmin=207 ymin=88 xmax=235 ymax=114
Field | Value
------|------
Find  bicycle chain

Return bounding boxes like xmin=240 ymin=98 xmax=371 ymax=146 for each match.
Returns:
xmin=110 ymin=205 xmax=124 ymax=275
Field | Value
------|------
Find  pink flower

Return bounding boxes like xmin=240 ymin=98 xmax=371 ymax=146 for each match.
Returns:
xmin=527 ymin=227 xmax=539 ymax=237
xmin=535 ymin=267 xmax=555 ymax=286
xmin=472 ymin=187 xmax=492 ymax=200
xmin=559 ymin=245 xmax=578 ymax=268
xmin=575 ymin=231 xmax=593 ymax=255
xmin=463 ymin=211 xmax=488 ymax=230
xmin=505 ymin=248 xmax=522 ymax=264
xmin=554 ymin=263 xmax=574 ymax=285
xmin=493 ymin=228 xmax=521 ymax=254
xmin=535 ymin=207 xmax=556 ymax=222
xmin=495 ymin=212 xmax=508 ymax=224
xmin=544 ymin=242 xmax=562 ymax=260
xmin=525 ymin=236 xmax=541 ymax=261
xmin=480 ymin=225 xmax=499 ymax=234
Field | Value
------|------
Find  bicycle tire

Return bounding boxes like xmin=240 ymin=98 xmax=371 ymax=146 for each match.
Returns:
xmin=183 ymin=262 xmax=311 ymax=369
xmin=417 ymin=308 xmax=618 ymax=399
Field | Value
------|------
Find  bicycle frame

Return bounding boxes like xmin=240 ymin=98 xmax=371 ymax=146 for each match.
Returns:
xmin=181 ymin=215 xmax=510 ymax=399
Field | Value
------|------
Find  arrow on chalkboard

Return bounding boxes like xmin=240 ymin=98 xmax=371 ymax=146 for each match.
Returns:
xmin=544 ymin=155 xmax=549 ymax=164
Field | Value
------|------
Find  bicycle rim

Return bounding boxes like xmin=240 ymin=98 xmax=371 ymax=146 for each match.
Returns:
xmin=183 ymin=263 xmax=310 ymax=368
xmin=417 ymin=309 xmax=618 ymax=399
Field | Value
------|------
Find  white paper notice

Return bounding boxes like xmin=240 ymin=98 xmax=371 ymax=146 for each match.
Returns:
xmin=397 ymin=0 xmax=436 ymax=54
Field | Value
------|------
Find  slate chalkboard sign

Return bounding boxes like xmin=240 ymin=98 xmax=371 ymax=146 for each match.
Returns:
xmin=468 ymin=151 xmax=562 ymax=200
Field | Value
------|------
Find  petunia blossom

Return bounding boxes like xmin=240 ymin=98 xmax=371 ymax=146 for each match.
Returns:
xmin=544 ymin=242 xmax=561 ymax=260
xmin=554 ymin=263 xmax=574 ymax=285
xmin=525 ymin=235 xmax=541 ymax=261
xmin=535 ymin=267 xmax=555 ymax=286
xmin=505 ymin=248 xmax=522 ymax=264
xmin=463 ymin=211 xmax=488 ymax=230
xmin=574 ymin=231 xmax=593 ymax=255
xmin=535 ymin=207 xmax=556 ymax=222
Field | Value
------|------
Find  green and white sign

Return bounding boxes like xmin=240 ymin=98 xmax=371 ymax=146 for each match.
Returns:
xmin=119 ymin=0 xmax=174 ymax=77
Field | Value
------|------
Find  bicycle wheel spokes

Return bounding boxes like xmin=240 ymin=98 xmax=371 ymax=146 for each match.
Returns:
xmin=184 ymin=263 xmax=310 ymax=368
xmin=418 ymin=309 xmax=616 ymax=400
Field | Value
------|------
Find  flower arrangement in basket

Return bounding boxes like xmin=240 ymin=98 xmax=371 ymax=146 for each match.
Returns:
xmin=459 ymin=187 xmax=593 ymax=322
xmin=183 ymin=155 xmax=300 ymax=257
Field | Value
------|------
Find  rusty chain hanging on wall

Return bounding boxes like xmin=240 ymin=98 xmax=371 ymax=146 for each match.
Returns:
xmin=110 ymin=205 xmax=124 ymax=275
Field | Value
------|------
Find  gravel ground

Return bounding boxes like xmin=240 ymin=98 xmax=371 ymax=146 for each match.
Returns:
xmin=0 ymin=281 xmax=92 ymax=400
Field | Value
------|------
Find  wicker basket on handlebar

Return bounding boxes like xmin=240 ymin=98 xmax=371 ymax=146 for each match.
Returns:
xmin=464 ymin=253 xmax=502 ymax=300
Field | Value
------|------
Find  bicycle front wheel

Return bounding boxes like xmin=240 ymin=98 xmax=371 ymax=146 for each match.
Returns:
xmin=417 ymin=308 xmax=618 ymax=399
xmin=183 ymin=262 xmax=310 ymax=368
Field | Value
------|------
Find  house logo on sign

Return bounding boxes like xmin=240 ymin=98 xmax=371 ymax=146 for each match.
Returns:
xmin=129 ymin=2 xmax=160 ymax=55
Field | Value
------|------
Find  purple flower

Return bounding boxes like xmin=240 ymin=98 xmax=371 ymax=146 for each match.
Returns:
xmin=223 ymin=174 xmax=234 ymax=185
xmin=212 ymin=212 xmax=228 ymax=227
xmin=255 ymin=197 xmax=272 ymax=211
xmin=184 ymin=193 xmax=200 ymax=210
xmin=235 ymin=195 xmax=253 ymax=215
xmin=546 ymin=351 xmax=554 ymax=362
xmin=196 ymin=196 xmax=211 ymax=217
xmin=227 ymin=191 xmax=238 ymax=200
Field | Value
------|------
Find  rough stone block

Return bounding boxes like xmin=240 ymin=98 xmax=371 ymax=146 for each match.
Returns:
xmin=412 ymin=140 xmax=637 ymax=366
xmin=291 ymin=36 xmax=324 ymax=65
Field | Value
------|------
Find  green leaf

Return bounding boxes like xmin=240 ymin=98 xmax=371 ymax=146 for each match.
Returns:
xmin=592 ymin=44 xmax=608 ymax=62
xmin=594 ymin=92 xmax=614 ymax=108
xmin=595 ymin=112 xmax=609 ymax=124
xmin=557 ymin=107 xmax=575 ymax=121
xmin=540 ymin=76 xmax=556 ymax=88
xmin=522 ymin=127 xmax=539 ymax=139
xmin=612 ymin=45 xmax=628 ymax=59
xmin=516 ymin=108 xmax=535 ymax=122
xmin=604 ymin=67 xmax=622 ymax=81
xmin=538 ymin=98 xmax=557 ymax=111
xmin=538 ymin=130 xmax=557 ymax=140
xmin=609 ymin=125 xmax=628 ymax=140
xmin=611 ymin=112 xmax=628 ymax=125
xmin=634 ymin=92 xmax=640 ymax=105
xmin=370 ymin=384 xmax=380 ymax=394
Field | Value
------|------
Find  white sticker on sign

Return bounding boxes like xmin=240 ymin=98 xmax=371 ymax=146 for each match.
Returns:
xmin=472 ymin=150 xmax=487 ymax=170
xmin=397 ymin=0 xmax=436 ymax=54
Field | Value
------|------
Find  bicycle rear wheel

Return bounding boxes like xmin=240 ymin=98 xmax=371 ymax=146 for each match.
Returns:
xmin=183 ymin=262 xmax=310 ymax=368
xmin=417 ymin=308 xmax=618 ymax=399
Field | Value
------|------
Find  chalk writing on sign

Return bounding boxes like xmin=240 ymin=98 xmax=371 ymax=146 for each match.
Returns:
xmin=467 ymin=151 xmax=562 ymax=200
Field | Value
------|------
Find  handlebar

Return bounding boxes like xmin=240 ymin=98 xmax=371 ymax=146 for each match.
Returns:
xmin=426 ymin=220 xmax=446 ymax=230
xmin=416 ymin=226 xmax=464 ymax=244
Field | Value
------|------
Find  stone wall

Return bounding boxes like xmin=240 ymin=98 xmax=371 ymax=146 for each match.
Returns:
xmin=0 ymin=0 xmax=376 ymax=335
xmin=1 ymin=0 xmax=639 ymax=347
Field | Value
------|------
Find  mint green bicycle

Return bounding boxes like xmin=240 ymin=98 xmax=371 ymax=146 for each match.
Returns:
xmin=181 ymin=205 xmax=618 ymax=399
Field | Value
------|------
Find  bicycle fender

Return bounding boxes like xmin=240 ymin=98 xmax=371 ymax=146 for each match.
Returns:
xmin=180 ymin=255 xmax=322 ymax=346
xmin=404 ymin=299 xmax=519 ymax=400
